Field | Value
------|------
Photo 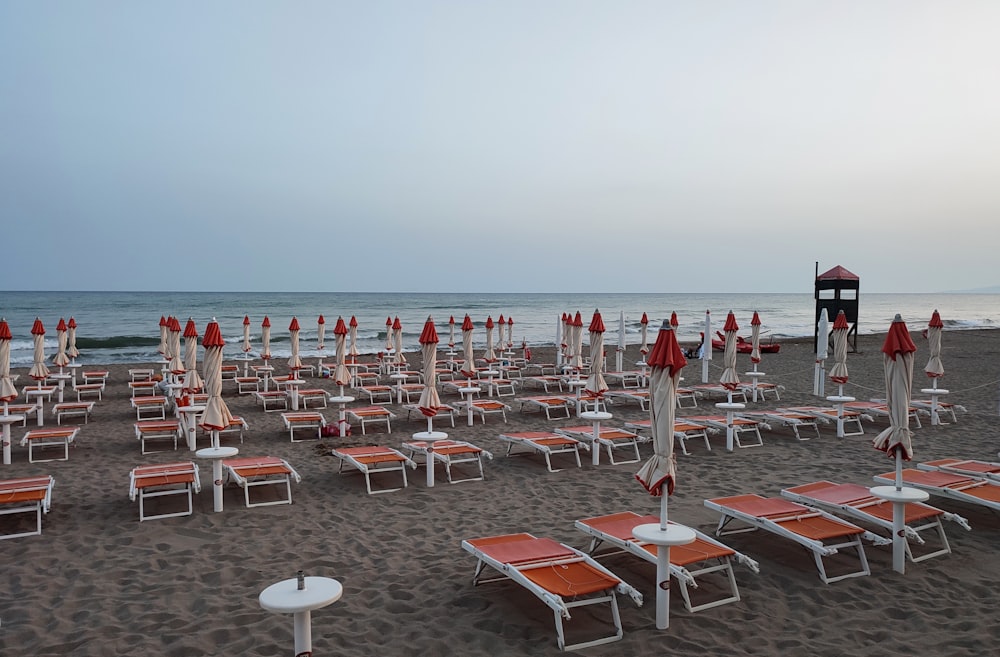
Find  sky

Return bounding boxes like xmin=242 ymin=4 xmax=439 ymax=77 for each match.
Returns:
xmin=2 ymin=1 xmax=999 ymax=294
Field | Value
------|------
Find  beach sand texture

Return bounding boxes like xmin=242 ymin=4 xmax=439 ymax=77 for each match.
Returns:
xmin=1 ymin=330 xmax=999 ymax=656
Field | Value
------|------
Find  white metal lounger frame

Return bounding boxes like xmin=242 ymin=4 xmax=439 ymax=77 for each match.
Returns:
xmin=686 ymin=416 xmax=765 ymax=449
xmin=498 ymin=433 xmax=583 ymax=473
xmin=739 ymin=411 xmax=820 ymax=441
xmin=517 ymin=397 xmax=573 ymax=421
xmin=281 ymin=412 xmax=326 ymax=442
xmin=874 ymin=470 xmax=1000 ymax=513
xmin=555 ymin=426 xmax=646 ymax=465
xmin=224 ymin=458 xmax=301 ymax=507
xmin=129 ymin=463 xmax=201 ymax=521
xmin=461 ymin=536 xmax=643 ymax=651
xmin=0 ymin=475 xmax=55 ymax=539
xmin=346 ymin=407 xmax=396 ymax=435
xmin=401 ymin=440 xmax=493 ymax=484
xmin=134 ymin=421 xmax=181 ymax=454
xmin=704 ymin=497 xmax=890 ymax=584
xmin=330 ymin=447 xmax=416 ymax=494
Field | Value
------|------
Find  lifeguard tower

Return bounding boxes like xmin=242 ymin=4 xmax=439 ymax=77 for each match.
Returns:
xmin=815 ymin=264 xmax=859 ymax=353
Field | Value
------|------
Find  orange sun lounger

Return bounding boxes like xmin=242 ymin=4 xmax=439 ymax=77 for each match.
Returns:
xmin=134 ymin=419 xmax=182 ymax=454
xmin=918 ymin=458 xmax=1000 ymax=482
xmin=128 ymin=462 xmax=201 ymax=521
xmin=739 ymin=409 xmax=820 ymax=441
xmin=781 ymin=406 xmax=870 ymax=437
xmin=280 ymin=411 xmax=326 ymax=442
xmin=874 ymin=468 xmax=1000 ymax=513
xmin=52 ymin=401 xmax=95 ymax=425
xmin=576 ymin=511 xmax=759 ymax=613
xmin=704 ymin=494 xmax=890 ymax=583
xmin=330 ymin=446 xmax=416 ymax=494
xmin=345 ymin=406 xmax=396 ymax=435
xmin=497 ymin=431 xmax=582 ymax=472
xmin=400 ymin=438 xmax=493 ymax=484
xmin=223 ymin=456 xmax=301 ymax=507
xmin=517 ymin=396 xmax=573 ymax=420
xmin=555 ymin=425 xmax=647 ymax=465
xmin=685 ymin=415 xmax=765 ymax=449
xmin=131 ymin=395 xmax=168 ymax=420
xmin=21 ymin=427 xmax=80 ymax=463
xmin=0 ymin=475 xmax=55 ymax=539
xmin=781 ymin=481 xmax=969 ymax=563
xmin=461 ymin=532 xmax=643 ymax=651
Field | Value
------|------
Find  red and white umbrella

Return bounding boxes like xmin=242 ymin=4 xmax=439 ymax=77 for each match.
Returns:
xmin=484 ymin=316 xmax=497 ymax=364
xmin=261 ymin=316 xmax=272 ymax=362
xmin=392 ymin=317 xmax=406 ymax=366
xmin=416 ymin=316 xmax=442 ymax=426
xmin=348 ymin=316 xmax=360 ymax=363
xmin=814 ymin=309 xmax=830 ymax=396
xmin=52 ymin=318 xmax=70 ymax=370
xmin=719 ymin=311 xmax=740 ymax=396
xmin=871 ymin=314 xmax=918 ymax=574
xmin=384 ymin=317 xmax=394 ymax=355
xmin=447 ymin=315 xmax=456 ymax=350
xmin=639 ymin=312 xmax=649 ymax=358
xmin=168 ymin=316 xmax=185 ymax=377
xmin=497 ymin=315 xmax=506 ymax=357
xmin=332 ymin=317 xmax=351 ymax=395
xmin=635 ymin=318 xmax=693 ymax=630
xmin=460 ymin=314 xmax=476 ymax=379
xmin=0 ymin=319 xmax=17 ymax=464
xmin=67 ymin=317 xmax=79 ymax=362
xmin=29 ymin=318 xmax=49 ymax=384
xmin=829 ymin=310 xmax=850 ymax=392
xmin=669 ymin=312 xmax=679 ymax=329
xmin=585 ymin=309 xmax=608 ymax=400
xmin=560 ymin=312 xmax=571 ymax=367
xmin=507 ymin=316 xmax=514 ymax=351
xmin=199 ymin=319 xmax=234 ymax=444
xmin=240 ymin=315 xmax=252 ymax=376
xmin=182 ymin=318 xmax=203 ymax=394
xmin=570 ymin=311 xmax=584 ymax=371
xmin=701 ymin=309 xmax=712 ymax=383
xmin=749 ymin=311 xmax=762 ymax=367
xmin=924 ymin=310 xmax=944 ymax=385
xmin=288 ymin=317 xmax=303 ymax=375
xmin=615 ymin=310 xmax=626 ymax=373
xmin=158 ymin=315 xmax=169 ymax=356
xmin=316 ymin=314 xmax=327 ymax=375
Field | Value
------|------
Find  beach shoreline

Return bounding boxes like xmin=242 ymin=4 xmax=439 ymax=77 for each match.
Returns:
xmin=1 ymin=328 xmax=998 ymax=656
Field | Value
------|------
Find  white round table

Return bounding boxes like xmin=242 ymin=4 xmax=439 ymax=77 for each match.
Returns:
xmin=564 ymin=379 xmax=586 ymax=416
xmin=196 ymin=445 xmax=239 ymax=512
xmin=743 ymin=370 xmax=766 ymax=402
xmin=825 ymin=395 xmax=856 ymax=438
xmin=458 ymin=386 xmax=481 ymax=426
xmin=284 ymin=378 xmax=304 ymax=410
xmin=715 ymin=402 xmax=746 ymax=452
xmin=920 ymin=387 xmax=950 ymax=426
xmin=411 ymin=430 xmax=449 ymax=487
xmin=66 ymin=363 xmax=82 ymax=386
xmin=0 ymin=413 xmax=25 ymax=465
xmin=260 ymin=575 xmax=343 ymax=657
xmin=24 ymin=389 xmax=51 ymax=427
xmin=632 ymin=523 xmax=697 ymax=629
xmin=580 ymin=410 xmax=612 ymax=466
xmin=389 ymin=374 xmax=408 ymax=404
xmin=178 ymin=405 xmax=207 ymax=451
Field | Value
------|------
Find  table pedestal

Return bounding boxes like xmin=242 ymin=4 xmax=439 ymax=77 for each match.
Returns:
xmin=329 ymin=396 xmax=354 ymax=437
xmin=565 ymin=379 xmax=586 ymax=416
xmin=389 ymin=374 xmax=407 ymax=404
xmin=716 ymin=402 xmax=746 ymax=452
xmin=260 ymin=575 xmax=343 ymax=657
xmin=744 ymin=371 xmax=765 ymax=402
xmin=25 ymin=390 xmax=49 ymax=427
xmin=258 ymin=364 xmax=274 ymax=392
xmin=632 ymin=523 xmax=697 ymax=629
xmin=870 ymin=485 xmax=930 ymax=574
xmin=178 ymin=405 xmax=207 ymax=451
xmin=67 ymin=363 xmax=82 ymax=387
xmin=196 ymin=446 xmax=239 ymax=512
xmin=920 ymin=387 xmax=949 ymax=426
xmin=459 ymin=386 xmax=481 ymax=426
xmin=412 ymin=430 xmax=448 ymax=487
xmin=0 ymin=414 xmax=25 ymax=465
xmin=826 ymin=395 xmax=856 ymax=438
xmin=580 ymin=410 xmax=612 ymax=466
xmin=51 ymin=374 xmax=72 ymax=403
xmin=285 ymin=378 xmax=303 ymax=411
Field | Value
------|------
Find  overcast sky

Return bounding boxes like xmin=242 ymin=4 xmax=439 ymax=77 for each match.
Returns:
xmin=2 ymin=1 xmax=998 ymax=294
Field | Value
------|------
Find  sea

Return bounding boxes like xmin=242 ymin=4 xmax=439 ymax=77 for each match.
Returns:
xmin=0 ymin=291 xmax=997 ymax=366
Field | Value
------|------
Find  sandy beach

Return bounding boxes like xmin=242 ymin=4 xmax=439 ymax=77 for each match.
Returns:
xmin=1 ymin=328 xmax=999 ymax=656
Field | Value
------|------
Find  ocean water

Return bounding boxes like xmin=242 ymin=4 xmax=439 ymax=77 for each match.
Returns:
xmin=0 ymin=291 xmax=997 ymax=366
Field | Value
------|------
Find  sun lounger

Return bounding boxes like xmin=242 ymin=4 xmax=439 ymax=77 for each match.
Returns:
xmin=391 ymin=383 xmax=426 ymax=404
xmin=555 ymin=425 xmax=647 ymax=465
xmin=780 ymin=406 xmax=870 ymax=437
xmin=356 ymin=385 xmax=393 ymax=404
xmin=235 ymin=376 xmax=260 ymax=395
xmin=134 ymin=419 xmax=182 ymax=454
xmin=22 ymin=385 xmax=56 ymax=401
xmin=461 ymin=532 xmax=643 ymax=650
xmin=253 ymin=390 xmax=289 ymax=412
xmin=129 ymin=368 xmax=154 ymax=382
xmin=296 ymin=388 xmax=328 ymax=409
xmin=918 ymin=458 xmax=1000 ymax=483
xmin=910 ymin=399 xmax=966 ymax=424
xmin=692 ymin=383 xmax=747 ymax=404
xmin=675 ymin=387 xmax=698 ymax=408
xmin=623 ymin=419 xmax=714 ymax=456
xmin=781 ymin=481 xmax=969 ymax=563
xmin=20 ymin=427 xmax=80 ymax=463
xmin=131 ymin=395 xmax=168 ymax=420
xmin=0 ymin=475 xmax=55 ymax=539
xmin=345 ymin=406 xmax=396 ymax=435
xmin=402 ymin=404 xmax=457 ymax=427
xmin=576 ymin=511 xmax=759 ymax=613
xmin=330 ymin=446 xmax=416 ymax=494
xmin=128 ymin=380 xmax=159 ymax=397
xmin=844 ymin=401 xmax=923 ymax=429
xmin=738 ymin=381 xmax=783 ymax=402
xmin=685 ymin=415 xmax=765 ymax=449
xmin=128 ymin=462 xmax=201 ymax=521
xmin=73 ymin=383 xmax=105 ymax=401
xmin=280 ymin=411 xmax=326 ymax=442
xmin=220 ymin=364 xmax=239 ymax=380
xmin=201 ymin=415 xmax=249 ymax=444
xmin=460 ymin=399 xmax=510 ymax=424
xmin=400 ymin=439 xmax=493 ymax=484
xmin=604 ymin=370 xmax=644 ymax=389
xmin=739 ymin=409 xmax=820 ymax=441
xmin=480 ymin=378 xmax=517 ymax=397
xmin=498 ymin=431 xmax=583 ymax=472
xmin=52 ymin=401 xmax=94 ymax=425
xmin=520 ymin=375 xmax=565 ymax=392
xmin=3 ymin=404 xmax=37 ymax=426
xmin=82 ymin=370 xmax=109 ymax=385
xmin=874 ymin=468 xmax=1000 ymax=513
xmin=704 ymin=494 xmax=890 ymax=583
xmin=353 ymin=371 xmax=381 ymax=388
xmin=223 ymin=456 xmax=301 ymax=507
xmin=604 ymin=389 xmax=650 ymax=411
xmin=517 ymin=396 xmax=573 ymax=420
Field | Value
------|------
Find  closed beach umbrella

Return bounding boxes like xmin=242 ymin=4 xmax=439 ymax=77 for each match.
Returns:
xmin=332 ymin=316 xmax=351 ymax=393
xmin=158 ymin=315 xmax=169 ymax=356
xmin=385 ymin=317 xmax=394 ymax=354
xmin=67 ymin=317 xmax=79 ymax=361
xmin=484 ymin=316 xmax=496 ymax=363
xmin=242 ymin=315 xmax=252 ymax=355
xmin=814 ymin=309 xmax=830 ymax=396
xmin=670 ymin=312 xmax=679 ymax=329
xmin=168 ymin=316 xmax=185 ymax=377
xmin=635 ymin=318 xmax=690 ymax=630
xmin=585 ymin=309 xmax=608 ymax=399
xmin=570 ymin=311 xmax=584 ymax=371
xmin=52 ymin=318 xmax=70 ymax=370
xmin=924 ymin=310 xmax=944 ymax=384
xmin=316 ymin=314 xmax=326 ymax=374
xmin=701 ymin=310 xmax=712 ymax=383
xmin=199 ymin=319 xmax=234 ymax=443
xmin=507 ymin=316 xmax=514 ymax=350
xmin=749 ymin=311 xmax=762 ymax=366
xmin=417 ymin=316 xmax=442 ymax=422
xmin=554 ymin=314 xmax=563 ymax=368
xmin=0 ymin=320 xmax=16 ymax=405
xmin=392 ymin=316 xmax=406 ymax=366
xmin=639 ymin=313 xmax=649 ymax=358
xmin=447 ymin=315 xmax=456 ymax=350
xmin=561 ymin=312 xmax=571 ymax=365
xmin=288 ymin=317 xmax=303 ymax=375
xmin=497 ymin=315 xmax=506 ymax=357
xmin=616 ymin=310 xmax=625 ymax=373
xmin=871 ymin=314 xmax=918 ymax=574
xmin=460 ymin=314 xmax=476 ymax=379
xmin=29 ymin=318 xmax=50 ymax=384
xmin=261 ymin=316 xmax=272 ymax=362
xmin=829 ymin=310 xmax=850 ymax=390
xmin=182 ymin=318 xmax=203 ymax=394
xmin=348 ymin=316 xmax=359 ymax=362
xmin=719 ymin=311 xmax=740 ymax=395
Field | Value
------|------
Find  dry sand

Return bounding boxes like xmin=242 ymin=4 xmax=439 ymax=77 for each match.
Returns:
xmin=1 ymin=329 xmax=999 ymax=656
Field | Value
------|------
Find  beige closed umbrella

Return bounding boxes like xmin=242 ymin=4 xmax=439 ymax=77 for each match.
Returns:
xmin=1 ymin=319 xmax=18 ymax=464
xmin=447 ymin=315 xmax=456 ymax=352
xmin=923 ymin=310 xmax=946 ymax=425
xmin=182 ymin=318 xmax=203 ymax=394
xmin=416 ymin=316 xmax=443 ymax=428
xmin=392 ymin=317 xmax=406 ymax=366
xmin=719 ymin=311 xmax=740 ymax=397
xmin=288 ymin=317 xmax=303 ymax=376
xmin=158 ymin=315 xmax=169 ymax=357
xmin=570 ymin=311 xmax=584 ymax=372
xmin=348 ymin=316 xmax=360 ymax=363
xmin=507 ymin=316 xmax=514 ymax=351
xmin=635 ymin=318 xmax=694 ymax=630
xmin=67 ymin=317 xmax=79 ymax=362
xmin=261 ymin=316 xmax=272 ymax=362
xmin=52 ymin=318 xmax=70 ymax=370
xmin=384 ymin=317 xmax=394 ymax=357
xmin=497 ymin=315 xmax=506 ymax=358
xmin=332 ymin=317 xmax=351 ymax=395
xmin=199 ymin=319 xmax=235 ymax=513
xmin=168 ymin=316 xmax=185 ymax=379
xmin=749 ymin=311 xmax=762 ymax=368
xmin=460 ymin=314 xmax=476 ymax=380
xmin=29 ymin=318 xmax=50 ymax=384
xmin=829 ymin=311 xmax=850 ymax=393
xmin=240 ymin=315 xmax=252 ymax=376
xmin=484 ymin=316 xmax=497 ymax=364
xmin=316 ymin=315 xmax=326 ymax=375
xmin=584 ymin=309 xmax=608 ymax=402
